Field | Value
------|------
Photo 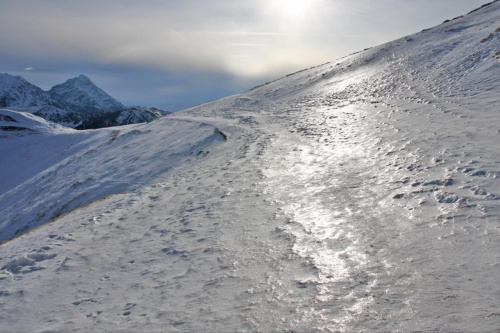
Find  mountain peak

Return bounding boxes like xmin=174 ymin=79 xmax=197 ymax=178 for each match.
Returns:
xmin=49 ymin=75 xmax=125 ymax=113
xmin=64 ymin=74 xmax=96 ymax=88
xmin=0 ymin=74 xmax=165 ymax=128
xmin=0 ymin=73 xmax=30 ymax=86
xmin=76 ymin=74 xmax=91 ymax=82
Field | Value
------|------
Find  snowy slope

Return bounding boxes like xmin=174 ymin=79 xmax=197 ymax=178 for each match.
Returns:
xmin=0 ymin=110 xmax=226 ymax=241
xmin=0 ymin=109 xmax=74 ymax=135
xmin=0 ymin=2 xmax=499 ymax=332
xmin=49 ymin=74 xmax=125 ymax=113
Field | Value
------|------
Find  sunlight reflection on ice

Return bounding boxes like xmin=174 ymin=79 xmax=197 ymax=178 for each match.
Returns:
xmin=263 ymin=133 xmax=375 ymax=329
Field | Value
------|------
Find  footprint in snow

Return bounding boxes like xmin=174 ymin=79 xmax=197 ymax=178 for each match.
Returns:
xmin=1 ymin=250 xmax=57 ymax=274
xmin=122 ymin=302 xmax=136 ymax=316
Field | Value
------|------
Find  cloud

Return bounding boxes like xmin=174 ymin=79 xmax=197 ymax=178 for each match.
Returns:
xmin=24 ymin=67 xmax=34 ymax=71
xmin=0 ymin=0 xmax=490 ymax=110
xmin=0 ymin=0 xmax=334 ymax=79
xmin=1 ymin=0 xmax=489 ymax=78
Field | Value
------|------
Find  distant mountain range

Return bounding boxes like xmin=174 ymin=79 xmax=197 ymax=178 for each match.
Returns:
xmin=0 ymin=73 xmax=169 ymax=129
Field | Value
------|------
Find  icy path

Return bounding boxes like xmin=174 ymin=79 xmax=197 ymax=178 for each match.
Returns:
xmin=256 ymin=96 xmax=500 ymax=331
xmin=2 ymin=88 xmax=498 ymax=331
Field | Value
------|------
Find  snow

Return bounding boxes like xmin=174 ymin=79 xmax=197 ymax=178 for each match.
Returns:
xmin=0 ymin=110 xmax=225 ymax=241
xmin=114 ymin=107 xmax=166 ymax=125
xmin=0 ymin=109 xmax=74 ymax=135
xmin=48 ymin=74 xmax=125 ymax=113
xmin=0 ymin=74 xmax=167 ymax=129
xmin=0 ymin=73 xmax=56 ymax=111
xmin=0 ymin=2 xmax=499 ymax=332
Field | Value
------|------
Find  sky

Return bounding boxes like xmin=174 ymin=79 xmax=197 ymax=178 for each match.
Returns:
xmin=0 ymin=0 xmax=490 ymax=111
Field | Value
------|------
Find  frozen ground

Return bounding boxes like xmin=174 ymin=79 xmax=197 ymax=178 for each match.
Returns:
xmin=0 ymin=2 xmax=499 ymax=332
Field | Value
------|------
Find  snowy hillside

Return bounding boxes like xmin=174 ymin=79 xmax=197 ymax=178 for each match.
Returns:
xmin=49 ymin=75 xmax=125 ymax=113
xmin=0 ymin=2 xmax=499 ymax=332
xmin=0 ymin=109 xmax=74 ymax=136
xmin=0 ymin=109 xmax=225 ymax=241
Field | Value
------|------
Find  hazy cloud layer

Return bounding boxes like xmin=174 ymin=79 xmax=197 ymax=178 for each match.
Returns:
xmin=0 ymin=0 xmax=488 ymax=110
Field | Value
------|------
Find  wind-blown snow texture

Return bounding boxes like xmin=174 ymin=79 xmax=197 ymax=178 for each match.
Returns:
xmin=0 ymin=2 xmax=499 ymax=332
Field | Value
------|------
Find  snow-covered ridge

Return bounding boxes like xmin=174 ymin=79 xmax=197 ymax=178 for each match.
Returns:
xmin=0 ymin=109 xmax=75 ymax=135
xmin=0 ymin=73 xmax=60 ymax=111
xmin=0 ymin=2 xmax=499 ymax=332
xmin=0 ymin=113 xmax=226 ymax=241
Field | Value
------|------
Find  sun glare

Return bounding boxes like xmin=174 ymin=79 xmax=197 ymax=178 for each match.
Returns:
xmin=270 ymin=0 xmax=319 ymax=20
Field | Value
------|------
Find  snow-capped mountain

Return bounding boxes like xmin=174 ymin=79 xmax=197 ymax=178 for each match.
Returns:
xmin=73 ymin=106 xmax=170 ymax=130
xmin=0 ymin=74 xmax=169 ymax=129
xmin=33 ymin=106 xmax=85 ymax=128
xmin=48 ymin=74 xmax=125 ymax=113
xmin=126 ymin=106 xmax=170 ymax=117
xmin=114 ymin=106 xmax=169 ymax=125
xmin=0 ymin=2 xmax=499 ymax=332
xmin=0 ymin=73 xmax=62 ymax=111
